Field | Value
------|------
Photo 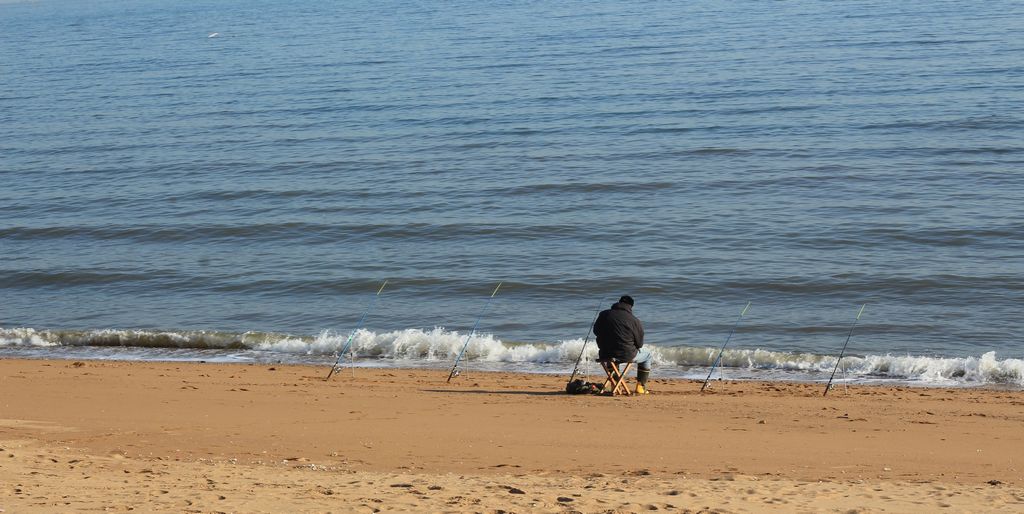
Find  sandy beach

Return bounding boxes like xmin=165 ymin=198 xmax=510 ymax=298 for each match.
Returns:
xmin=2 ymin=358 xmax=1023 ymax=512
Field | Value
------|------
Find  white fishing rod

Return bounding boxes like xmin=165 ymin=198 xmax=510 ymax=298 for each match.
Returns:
xmin=700 ymin=302 xmax=752 ymax=392
xmin=823 ymin=304 xmax=867 ymax=396
xmin=446 ymin=282 xmax=502 ymax=383
xmin=325 ymin=280 xmax=388 ymax=380
xmin=567 ymin=299 xmax=606 ymax=385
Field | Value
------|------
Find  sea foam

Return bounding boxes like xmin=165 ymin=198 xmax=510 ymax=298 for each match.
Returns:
xmin=1 ymin=326 xmax=1021 ymax=386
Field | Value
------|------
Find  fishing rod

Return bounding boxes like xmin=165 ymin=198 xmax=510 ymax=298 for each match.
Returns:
xmin=567 ymin=300 xmax=606 ymax=385
xmin=325 ymin=280 xmax=388 ymax=380
xmin=701 ymin=302 xmax=752 ymax=392
xmin=446 ymin=282 xmax=502 ymax=383
xmin=823 ymin=304 xmax=867 ymax=396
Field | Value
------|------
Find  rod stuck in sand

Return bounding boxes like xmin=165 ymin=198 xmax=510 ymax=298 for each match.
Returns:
xmin=446 ymin=282 xmax=502 ymax=383
xmin=567 ymin=300 xmax=606 ymax=385
xmin=325 ymin=280 xmax=388 ymax=380
xmin=823 ymin=304 xmax=867 ymax=396
xmin=701 ymin=301 xmax=752 ymax=392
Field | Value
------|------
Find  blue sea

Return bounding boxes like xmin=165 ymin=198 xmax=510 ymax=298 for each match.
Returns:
xmin=2 ymin=0 xmax=1023 ymax=387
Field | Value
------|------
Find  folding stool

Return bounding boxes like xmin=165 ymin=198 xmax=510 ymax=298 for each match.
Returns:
xmin=598 ymin=359 xmax=634 ymax=396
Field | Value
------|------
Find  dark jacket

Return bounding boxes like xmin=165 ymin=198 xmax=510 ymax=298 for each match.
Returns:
xmin=593 ymin=301 xmax=644 ymax=362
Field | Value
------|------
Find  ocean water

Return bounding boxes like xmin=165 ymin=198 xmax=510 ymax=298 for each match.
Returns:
xmin=2 ymin=0 xmax=1023 ymax=387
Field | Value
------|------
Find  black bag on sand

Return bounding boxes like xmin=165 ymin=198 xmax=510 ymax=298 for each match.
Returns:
xmin=565 ymin=379 xmax=600 ymax=395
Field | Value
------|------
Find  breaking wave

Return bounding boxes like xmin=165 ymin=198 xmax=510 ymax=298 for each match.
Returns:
xmin=1 ymin=326 xmax=1022 ymax=387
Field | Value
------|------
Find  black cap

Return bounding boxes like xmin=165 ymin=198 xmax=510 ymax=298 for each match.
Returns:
xmin=619 ymin=295 xmax=634 ymax=306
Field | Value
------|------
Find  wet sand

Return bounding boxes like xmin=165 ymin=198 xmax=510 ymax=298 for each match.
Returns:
xmin=2 ymin=358 xmax=1023 ymax=512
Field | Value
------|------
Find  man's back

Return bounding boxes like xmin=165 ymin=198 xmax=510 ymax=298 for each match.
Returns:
xmin=593 ymin=300 xmax=644 ymax=362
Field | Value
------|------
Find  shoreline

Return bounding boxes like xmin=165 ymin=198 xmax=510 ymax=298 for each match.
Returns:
xmin=3 ymin=358 xmax=1024 ymax=511
xmin=4 ymin=327 xmax=1023 ymax=390
xmin=1 ymin=348 xmax=1021 ymax=392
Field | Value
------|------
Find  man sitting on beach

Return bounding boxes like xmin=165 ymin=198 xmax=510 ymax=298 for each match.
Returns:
xmin=593 ymin=295 xmax=652 ymax=394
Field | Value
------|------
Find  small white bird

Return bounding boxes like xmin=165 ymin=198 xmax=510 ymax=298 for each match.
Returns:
xmin=208 ymin=32 xmax=219 ymax=38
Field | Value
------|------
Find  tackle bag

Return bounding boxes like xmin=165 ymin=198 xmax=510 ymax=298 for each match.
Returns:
xmin=565 ymin=379 xmax=601 ymax=395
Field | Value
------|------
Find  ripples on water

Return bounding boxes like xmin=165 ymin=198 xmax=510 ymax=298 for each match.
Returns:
xmin=1 ymin=0 xmax=1023 ymax=382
